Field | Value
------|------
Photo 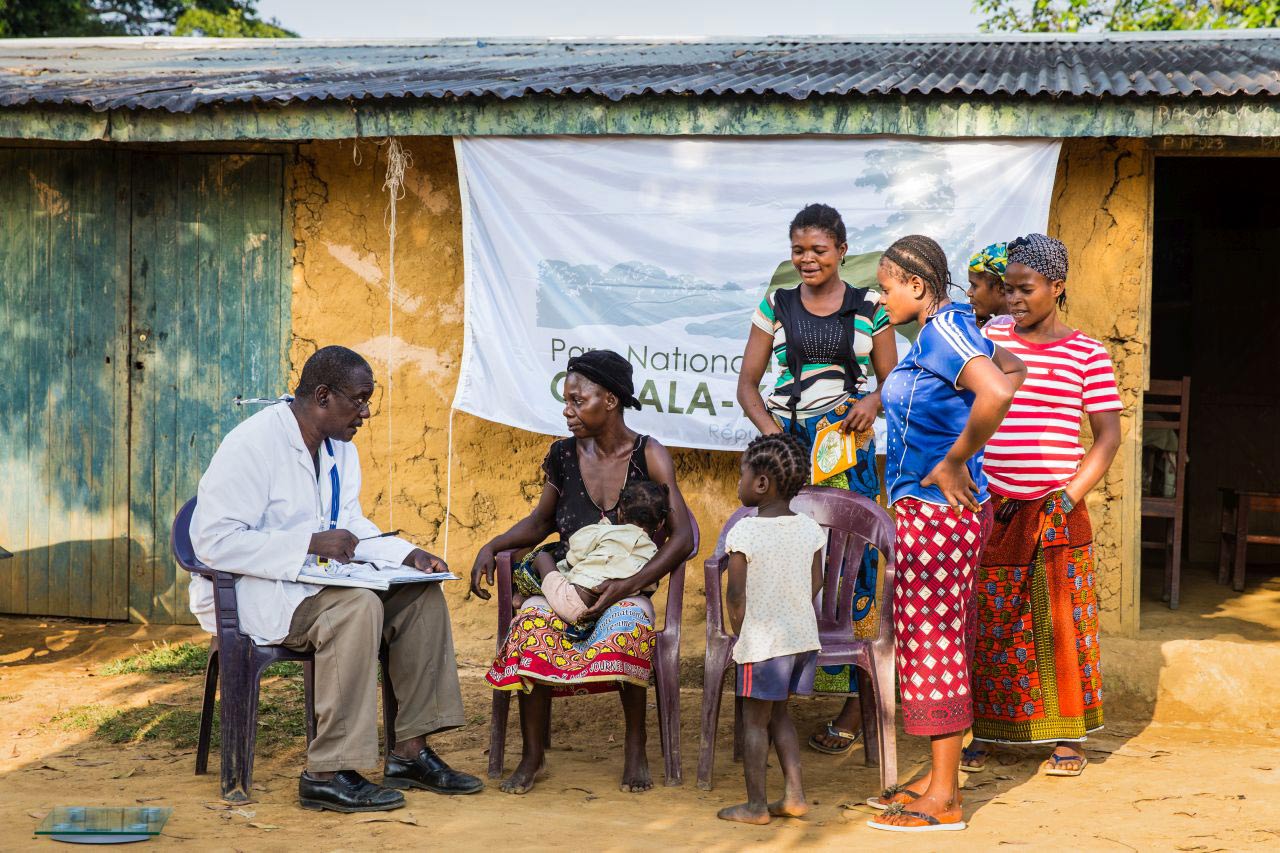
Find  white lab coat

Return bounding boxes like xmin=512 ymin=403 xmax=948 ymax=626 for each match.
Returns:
xmin=188 ymin=403 xmax=416 ymax=645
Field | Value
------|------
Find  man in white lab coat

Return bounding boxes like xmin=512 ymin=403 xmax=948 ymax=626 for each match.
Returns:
xmin=190 ymin=346 xmax=482 ymax=812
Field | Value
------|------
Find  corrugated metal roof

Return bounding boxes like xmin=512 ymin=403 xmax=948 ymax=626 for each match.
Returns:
xmin=1 ymin=31 xmax=1278 ymax=113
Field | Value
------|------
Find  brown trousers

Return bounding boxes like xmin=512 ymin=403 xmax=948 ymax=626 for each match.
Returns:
xmin=282 ymin=583 xmax=466 ymax=772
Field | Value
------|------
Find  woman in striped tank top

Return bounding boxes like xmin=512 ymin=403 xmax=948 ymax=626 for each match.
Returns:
xmin=966 ymin=234 xmax=1122 ymax=778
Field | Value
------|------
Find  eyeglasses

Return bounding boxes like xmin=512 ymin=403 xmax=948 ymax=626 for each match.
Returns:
xmin=328 ymin=384 xmax=383 ymax=415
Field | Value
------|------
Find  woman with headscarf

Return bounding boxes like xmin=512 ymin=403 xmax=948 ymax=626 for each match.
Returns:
xmin=966 ymin=241 xmax=1013 ymax=328
xmin=472 ymin=349 xmax=695 ymax=795
xmin=736 ymin=203 xmax=898 ymax=755
xmin=964 ymin=234 xmax=1122 ymax=777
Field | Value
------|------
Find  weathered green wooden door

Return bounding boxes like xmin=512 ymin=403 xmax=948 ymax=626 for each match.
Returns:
xmin=129 ymin=153 xmax=290 ymax=622
xmin=0 ymin=149 xmax=289 ymax=623
xmin=0 ymin=148 xmax=132 ymax=620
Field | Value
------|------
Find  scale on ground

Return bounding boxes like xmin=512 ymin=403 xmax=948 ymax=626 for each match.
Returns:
xmin=34 ymin=807 xmax=171 ymax=844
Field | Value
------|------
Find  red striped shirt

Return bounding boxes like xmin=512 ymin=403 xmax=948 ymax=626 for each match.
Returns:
xmin=982 ymin=326 xmax=1123 ymax=500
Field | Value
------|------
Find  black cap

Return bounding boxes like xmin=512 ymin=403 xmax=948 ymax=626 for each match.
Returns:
xmin=566 ymin=350 xmax=642 ymax=410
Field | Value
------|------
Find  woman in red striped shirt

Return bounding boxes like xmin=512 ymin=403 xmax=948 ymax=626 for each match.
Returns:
xmin=966 ymin=233 xmax=1122 ymax=778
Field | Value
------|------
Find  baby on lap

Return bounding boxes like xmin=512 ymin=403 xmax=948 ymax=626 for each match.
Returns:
xmin=532 ymin=481 xmax=669 ymax=640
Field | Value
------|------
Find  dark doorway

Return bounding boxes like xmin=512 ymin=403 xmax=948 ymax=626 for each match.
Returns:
xmin=1147 ymin=157 xmax=1280 ymax=600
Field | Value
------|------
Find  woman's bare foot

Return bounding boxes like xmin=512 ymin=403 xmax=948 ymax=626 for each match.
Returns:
xmin=1043 ymin=743 xmax=1087 ymax=775
xmin=718 ymin=802 xmax=771 ymax=825
xmin=868 ymin=774 xmax=931 ymax=808
xmin=499 ymin=755 xmax=545 ymax=795
xmin=961 ymin=745 xmax=991 ymax=771
xmin=620 ymin=742 xmax=652 ymax=792
xmin=809 ymin=699 xmax=863 ymax=752
xmin=768 ymin=794 xmax=809 ymax=818
xmin=871 ymin=791 xmax=963 ymax=827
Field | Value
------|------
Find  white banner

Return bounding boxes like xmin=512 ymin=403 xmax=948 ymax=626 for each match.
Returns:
xmin=453 ymin=136 xmax=1062 ymax=451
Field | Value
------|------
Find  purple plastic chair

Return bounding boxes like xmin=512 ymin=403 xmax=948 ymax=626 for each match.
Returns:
xmin=171 ymin=497 xmax=397 ymax=803
xmin=696 ymin=486 xmax=898 ymax=792
xmin=487 ymin=511 xmax=700 ymax=786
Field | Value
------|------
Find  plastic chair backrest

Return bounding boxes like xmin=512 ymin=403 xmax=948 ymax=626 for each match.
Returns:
xmin=171 ymin=497 xmax=205 ymax=574
xmin=790 ymin=486 xmax=895 ymax=647
xmin=705 ymin=489 xmax=894 ymax=648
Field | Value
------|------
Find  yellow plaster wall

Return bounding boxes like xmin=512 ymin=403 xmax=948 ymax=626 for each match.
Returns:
xmin=288 ymin=134 xmax=1151 ymax=650
xmin=1048 ymin=138 xmax=1153 ymax=637
xmin=287 ymin=138 xmax=737 ymax=650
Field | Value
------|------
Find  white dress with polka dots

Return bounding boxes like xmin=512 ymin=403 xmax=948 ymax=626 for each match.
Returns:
xmin=727 ymin=513 xmax=826 ymax=665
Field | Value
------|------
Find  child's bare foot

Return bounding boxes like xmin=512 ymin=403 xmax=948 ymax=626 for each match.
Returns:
xmin=768 ymin=794 xmax=809 ymax=817
xmin=499 ymin=755 xmax=545 ymax=795
xmin=718 ymin=802 xmax=771 ymax=825
xmin=620 ymin=745 xmax=652 ymax=793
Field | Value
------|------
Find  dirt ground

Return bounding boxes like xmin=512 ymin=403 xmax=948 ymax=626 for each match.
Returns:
xmin=2 ymin=616 xmax=1278 ymax=852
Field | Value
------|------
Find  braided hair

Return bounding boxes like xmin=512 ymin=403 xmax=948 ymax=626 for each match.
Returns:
xmin=743 ymin=433 xmax=810 ymax=501
xmin=617 ymin=481 xmax=670 ymax=536
xmin=789 ymin=203 xmax=847 ymax=246
xmin=880 ymin=234 xmax=954 ymax=306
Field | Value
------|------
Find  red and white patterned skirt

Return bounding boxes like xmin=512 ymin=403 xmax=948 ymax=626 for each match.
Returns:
xmin=892 ymin=497 xmax=990 ymax=737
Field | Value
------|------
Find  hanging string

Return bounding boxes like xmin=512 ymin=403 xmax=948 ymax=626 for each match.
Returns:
xmin=443 ymin=406 xmax=456 ymax=561
xmin=381 ymin=137 xmax=411 ymax=529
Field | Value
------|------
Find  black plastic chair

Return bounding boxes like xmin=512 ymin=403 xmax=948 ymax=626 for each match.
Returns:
xmin=171 ymin=497 xmax=397 ymax=803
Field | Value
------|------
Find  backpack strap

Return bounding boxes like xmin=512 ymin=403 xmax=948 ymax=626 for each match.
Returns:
xmin=770 ymin=287 xmax=807 ymax=434
xmin=773 ymin=284 xmax=876 ymax=432
xmin=837 ymin=285 xmax=878 ymax=398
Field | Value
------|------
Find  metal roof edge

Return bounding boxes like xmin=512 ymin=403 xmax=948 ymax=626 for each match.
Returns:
xmin=1 ymin=29 xmax=1277 ymax=50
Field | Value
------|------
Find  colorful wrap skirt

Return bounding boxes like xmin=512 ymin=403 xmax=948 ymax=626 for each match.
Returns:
xmin=892 ymin=497 xmax=989 ymax=736
xmin=971 ymin=491 xmax=1103 ymax=744
xmin=486 ymin=550 xmax=656 ymax=696
xmin=776 ymin=397 xmax=881 ymax=694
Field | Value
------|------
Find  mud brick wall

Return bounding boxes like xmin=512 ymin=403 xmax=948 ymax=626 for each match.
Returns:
xmin=1048 ymin=138 xmax=1151 ymax=637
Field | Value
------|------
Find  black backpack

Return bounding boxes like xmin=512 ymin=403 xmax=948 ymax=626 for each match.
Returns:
xmin=771 ymin=284 xmax=879 ymax=431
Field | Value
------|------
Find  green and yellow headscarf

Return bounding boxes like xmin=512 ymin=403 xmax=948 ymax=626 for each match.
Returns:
xmin=968 ymin=241 xmax=1009 ymax=282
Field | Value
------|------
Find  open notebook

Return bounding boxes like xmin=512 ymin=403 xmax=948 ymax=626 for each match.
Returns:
xmin=297 ymin=559 xmax=457 ymax=590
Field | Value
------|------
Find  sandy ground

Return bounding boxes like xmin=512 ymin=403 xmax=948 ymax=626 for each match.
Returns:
xmin=2 ymin=615 xmax=1279 ymax=852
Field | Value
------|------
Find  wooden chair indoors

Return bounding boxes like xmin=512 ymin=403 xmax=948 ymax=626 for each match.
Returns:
xmin=1140 ymin=377 xmax=1190 ymax=609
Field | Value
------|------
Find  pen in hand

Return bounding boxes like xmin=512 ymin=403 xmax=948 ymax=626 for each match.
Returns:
xmin=359 ymin=530 xmax=402 ymax=541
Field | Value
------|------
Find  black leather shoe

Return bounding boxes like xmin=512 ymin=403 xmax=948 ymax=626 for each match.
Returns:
xmin=384 ymin=745 xmax=484 ymax=795
xmin=299 ymin=770 xmax=406 ymax=813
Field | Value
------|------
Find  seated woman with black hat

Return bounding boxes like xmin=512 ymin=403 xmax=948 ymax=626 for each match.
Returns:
xmin=472 ymin=349 xmax=695 ymax=796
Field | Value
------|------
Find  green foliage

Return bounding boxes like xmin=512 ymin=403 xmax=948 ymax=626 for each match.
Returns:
xmin=174 ymin=4 xmax=292 ymax=37
xmin=101 ymin=641 xmax=209 ymax=676
xmin=974 ymin=0 xmax=1280 ymax=32
xmin=103 ymin=641 xmax=304 ymax=679
xmin=0 ymin=1 xmax=295 ymax=38
xmin=52 ymin=673 xmax=307 ymax=753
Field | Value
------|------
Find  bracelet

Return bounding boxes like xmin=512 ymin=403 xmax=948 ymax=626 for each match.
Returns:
xmin=1060 ymin=491 xmax=1075 ymax=513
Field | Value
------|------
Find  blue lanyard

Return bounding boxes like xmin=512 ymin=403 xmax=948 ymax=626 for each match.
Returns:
xmin=324 ymin=438 xmax=340 ymax=530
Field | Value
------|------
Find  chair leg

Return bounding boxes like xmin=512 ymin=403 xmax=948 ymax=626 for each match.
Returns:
xmin=1169 ymin=511 xmax=1183 ymax=611
xmin=1218 ymin=495 xmax=1235 ymax=586
xmin=869 ymin=649 xmax=898 ymax=792
xmin=488 ymin=689 xmax=510 ymax=780
xmin=195 ymin=646 xmax=219 ymax=776
xmin=302 ymin=660 xmax=316 ymax=747
xmin=1234 ymin=496 xmax=1250 ymax=592
xmin=217 ymin=647 xmax=261 ymax=803
xmin=1218 ymin=531 xmax=1232 ymax=586
xmin=855 ymin=667 xmax=879 ymax=767
xmin=696 ymin=639 xmax=734 ymax=790
xmin=1162 ymin=521 xmax=1174 ymax=605
xmin=379 ymin=645 xmax=397 ymax=758
xmin=654 ymin=631 xmax=682 ymax=786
